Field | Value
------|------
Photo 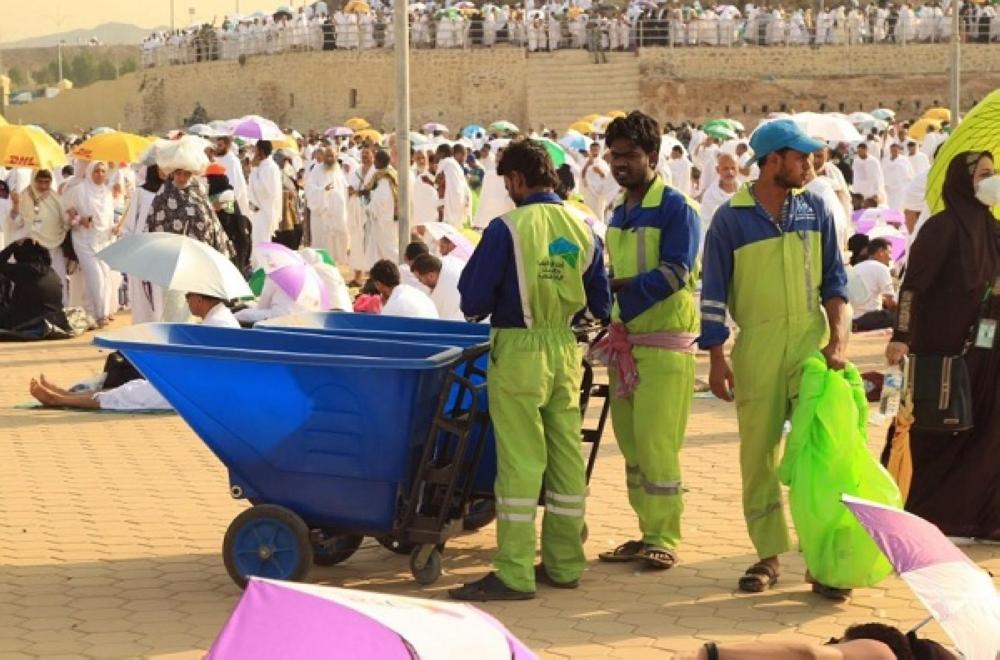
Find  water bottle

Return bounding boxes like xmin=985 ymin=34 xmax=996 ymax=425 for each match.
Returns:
xmin=879 ymin=363 xmax=904 ymax=418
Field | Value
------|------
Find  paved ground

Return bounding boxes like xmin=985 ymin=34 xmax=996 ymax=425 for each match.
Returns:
xmin=1 ymin=320 xmax=997 ymax=659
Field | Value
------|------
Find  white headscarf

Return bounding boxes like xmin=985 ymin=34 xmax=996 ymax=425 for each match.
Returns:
xmin=75 ymin=161 xmax=114 ymax=229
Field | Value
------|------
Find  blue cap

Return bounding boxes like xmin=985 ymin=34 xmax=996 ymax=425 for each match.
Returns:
xmin=749 ymin=119 xmax=825 ymax=161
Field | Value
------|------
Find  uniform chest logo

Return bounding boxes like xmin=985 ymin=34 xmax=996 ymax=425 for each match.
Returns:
xmin=548 ymin=237 xmax=581 ymax=268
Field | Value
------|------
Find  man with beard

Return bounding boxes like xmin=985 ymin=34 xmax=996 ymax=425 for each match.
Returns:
xmin=700 ymin=120 xmax=849 ymax=600
xmin=304 ymin=146 xmax=349 ymax=265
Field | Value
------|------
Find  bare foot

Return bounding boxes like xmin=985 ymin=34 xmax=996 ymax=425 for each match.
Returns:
xmin=29 ymin=379 xmax=61 ymax=407
xmin=39 ymin=374 xmax=69 ymax=396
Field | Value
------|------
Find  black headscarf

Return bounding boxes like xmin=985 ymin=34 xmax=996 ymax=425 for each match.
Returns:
xmin=206 ymin=172 xmax=233 ymax=198
xmin=141 ymin=164 xmax=164 ymax=194
xmin=939 ymin=151 xmax=999 ymax=290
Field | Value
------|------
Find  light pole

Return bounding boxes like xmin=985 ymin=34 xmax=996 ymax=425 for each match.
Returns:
xmin=949 ymin=0 xmax=961 ymax=123
xmin=57 ymin=41 xmax=64 ymax=81
xmin=171 ymin=0 xmax=176 ymax=30
xmin=395 ymin=0 xmax=411 ymax=259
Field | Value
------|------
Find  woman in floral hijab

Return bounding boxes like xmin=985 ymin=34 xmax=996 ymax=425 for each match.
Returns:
xmin=146 ymin=167 xmax=233 ymax=259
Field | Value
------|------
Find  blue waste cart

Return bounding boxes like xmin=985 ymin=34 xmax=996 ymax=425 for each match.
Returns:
xmin=94 ymin=323 xmax=490 ymax=587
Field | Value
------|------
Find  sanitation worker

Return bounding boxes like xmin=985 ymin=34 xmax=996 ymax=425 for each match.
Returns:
xmin=592 ymin=111 xmax=701 ymax=571
xmin=699 ymin=120 xmax=851 ymax=599
xmin=450 ymin=139 xmax=611 ymax=601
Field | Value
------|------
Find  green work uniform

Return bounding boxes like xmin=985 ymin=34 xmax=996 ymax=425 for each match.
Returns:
xmin=459 ymin=192 xmax=611 ymax=592
xmin=606 ymin=177 xmax=701 ymax=550
xmin=699 ymin=184 xmax=848 ymax=559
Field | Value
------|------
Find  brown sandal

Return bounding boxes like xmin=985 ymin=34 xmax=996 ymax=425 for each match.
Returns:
xmin=598 ymin=540 xmax=644 ymax=562
xmin=738 ymin=562 xmax=780 ymax=593
xmin=638 ymin=545 xmax=677 ymax=570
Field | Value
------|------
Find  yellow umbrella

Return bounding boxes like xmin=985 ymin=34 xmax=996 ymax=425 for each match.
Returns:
xmin=569 ymin=121 xmax=594 ymax=134
xmin=345 ymin=117 xmax=371 ymax=131
xmin=606 ymin=110 xmax=627 ymax=119
xmin=0 ymin=114 xmax=7 ymax=127
xmin=355 ymin=128 xmax=384 ymax=144
xmin=0 ymin=125 xmax=67 ymax=171
xmin=272 ymin=134 xmax=300 ymax=152
xmin=344 ymin=0 xmax=370 ymax=12
xmin=71 ymin=131 xmax=153 ymax=164
xmin=922 ymin=107 xmax=951 ymax=122
xmin=580 ymin=114 xmax=603 ymax=124
xmin=909 ymin=117 xmax=941 ymax=141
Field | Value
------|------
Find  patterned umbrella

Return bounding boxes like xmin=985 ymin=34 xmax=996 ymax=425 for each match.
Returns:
xmin=0 ymin=125 xmax=67 ymax=171
xmin=461 ymin=124 xmax=486 ymax=139
xmin=71 ymin=131 xmax=154 ymax=164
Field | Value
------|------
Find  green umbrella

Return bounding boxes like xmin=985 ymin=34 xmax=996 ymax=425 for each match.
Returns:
xmin=703 ymin=119 xmax=738 ymax=141
xmin=489 ymin=120 xmax=519 ymax=134
xmin=533 ymin=137 xmax=567 ymax=167
xmin=248 ymin=268 xmax=265 ymax=297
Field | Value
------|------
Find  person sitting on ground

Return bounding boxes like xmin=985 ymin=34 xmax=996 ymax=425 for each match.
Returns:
xmin=369 ymin=258 xmax=439 ymax=319
xmin=0 ymin=239 xmax=70 ymax=333
xmin=847 ymin=233 xmax=870 ymax=266
xmin=410 ymin=252 xmax=465 ymax=321
xmin=28 ymin=290 xmax=239 ymax=410
xmin=850 ymin=237 xmax=897 ymax=332
xmin=400 ymin=240 xmax=431 ymax=293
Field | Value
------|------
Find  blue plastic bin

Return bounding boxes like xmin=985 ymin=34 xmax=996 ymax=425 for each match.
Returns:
xmin=261 ymin=313 xmax=499 ymax=494
xmin=94 ymin=323 xmax=462 ymax=533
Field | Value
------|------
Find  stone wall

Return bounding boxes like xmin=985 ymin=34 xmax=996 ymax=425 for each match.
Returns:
xmin=9 ymin=43 xmax=999 ymax=133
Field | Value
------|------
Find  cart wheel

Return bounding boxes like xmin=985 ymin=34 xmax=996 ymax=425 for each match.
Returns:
xmin=223 ymin=504 xmax=313 ymax=589
xmin=581 ymin=522 xmax=589 ymax=543
xmin=409 ymin=546 xmax=443 ymax=585
xmin=313 ymin=533 xmax=364 ymax=566
xmin=462 ymin=498 xmax=497 ymax=531
xmin=376 ymin=536 xmax=416 ymax=555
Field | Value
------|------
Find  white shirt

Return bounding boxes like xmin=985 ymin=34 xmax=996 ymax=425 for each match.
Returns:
xmin=852 ymin=155 xmax=884 ymax=200
xmin=851 ymin=259 xmax=895 ymax=316
xmin=382 ymin=283 xmax=440 ymax=319
xmin=666 ymin=157 xmax=693 ymax=196
xmin=249 ymin=157 xmax=283 ymax=235
xmin=438 ymin=157 xmax=471 ymax=228
xmin=218 ymin=149 xmax=251 ymax=216
xmin=428 ymin=255 xmax=465 ymax=321
xmin=806 ymin=176 xmax=850 ymax=256
xmin=235 ymin=278 xmax=314 ymax=323
xmin=203 ymin=302 xmax=242 ymax=328
xmin=907 ymin=151 xmax=931 ymax=177
xmin=699 ymin=181 xmax=737 ymax=231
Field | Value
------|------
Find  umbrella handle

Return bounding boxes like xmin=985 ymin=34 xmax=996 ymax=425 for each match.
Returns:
xmin=907 ymin=616 xmax=933 ymax=634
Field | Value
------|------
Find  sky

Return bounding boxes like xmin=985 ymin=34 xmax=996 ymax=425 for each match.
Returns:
xmin=1 ymin=0 xmax=300 ymax=43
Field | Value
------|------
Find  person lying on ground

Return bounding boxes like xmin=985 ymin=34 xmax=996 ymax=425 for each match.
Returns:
xmin=28 ymin=292 xmax=239 ymax=410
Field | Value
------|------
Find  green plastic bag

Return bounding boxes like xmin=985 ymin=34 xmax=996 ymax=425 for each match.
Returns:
xmin=778 ymin=352 xmax=903 ymax=589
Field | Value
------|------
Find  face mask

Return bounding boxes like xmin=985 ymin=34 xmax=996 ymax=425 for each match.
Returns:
xmin=975 ymin=175 xmax=1000 ymax=208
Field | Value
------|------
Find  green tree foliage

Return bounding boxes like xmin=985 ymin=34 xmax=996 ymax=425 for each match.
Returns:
xmin=97 ymin=59 xmax=117 ymax=81
xmin=120 ymin=58 xmax=137 ymax=75
xmin=7 ymin=67 xmax=25 ymax=87
xmin=67 ymin=52 xmax=98 ymax=86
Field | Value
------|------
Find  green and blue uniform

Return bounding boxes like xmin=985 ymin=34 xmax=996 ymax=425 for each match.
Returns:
xmin=606 ymin=176 xmax=700 ymax=551
xmin=459 ymin=192 xmax=611 ymax=591
xmin=700 ymin=183 xmax=848 ymax=559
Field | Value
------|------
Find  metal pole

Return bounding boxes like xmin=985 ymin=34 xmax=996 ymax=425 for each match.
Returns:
xmin=949 ymin=0 xmax=960 ymax=123
xmin=58 ymin=42 xmax=63 ymax=81
xmin=395 ymin=0 xmax=411 ymax=259
xmin=171 ymin=0 xmax=176 ymax=31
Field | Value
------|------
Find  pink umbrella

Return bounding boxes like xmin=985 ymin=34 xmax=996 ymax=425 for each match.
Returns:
xmin=420 ymin=222 xmax=476 ymax=261
xmin=843 ymin=496 xmax=1000 ymax=660
xmin=852 ymin=207 xmax=905 ymax=234
xmin=423 ymin=122 xmax=449 ymax=134
xmin=208 ymin=578 xmax=537 ymax=659
xmin=326 ymin=126 xmax=355 ymax=138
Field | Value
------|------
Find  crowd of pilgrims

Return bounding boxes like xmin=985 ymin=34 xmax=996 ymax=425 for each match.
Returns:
xmin=139 ymin=0 xmax=1000 ymax=67
xmin=0 ymin=112 xmax=953 ymax=339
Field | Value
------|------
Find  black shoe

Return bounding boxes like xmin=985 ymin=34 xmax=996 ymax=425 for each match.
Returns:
xmin=535 ymin=564 xmax=579 ymax=589
xmin=448 ymin=572 xmax=535 ymax=601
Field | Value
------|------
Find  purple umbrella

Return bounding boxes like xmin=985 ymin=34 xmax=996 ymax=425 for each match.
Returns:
xmin=852 ymin=207 xmax=905 ymax=234
xmin=843 ymin=496 xmax=1000 ymax=660
xmin=231 ymin=115 xmax=285 ymax=141
xmin=326 ymin=126 xmax=355 ymax=138
xmin=270 ymin=262 xmax=331 ymax=311
xmin=208 ymin=578 xmax=537 ymax=659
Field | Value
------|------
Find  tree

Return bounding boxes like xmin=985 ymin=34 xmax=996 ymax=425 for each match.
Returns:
xmin=97 ymin=59 xmax=117 ymax=81
xmin=7 ymin=66 xmax=25 ymax=87
xmin=67 ymin=52 xmax=98 ymax=87
xmin=119 ymin=58 xmax=137 ymax=75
